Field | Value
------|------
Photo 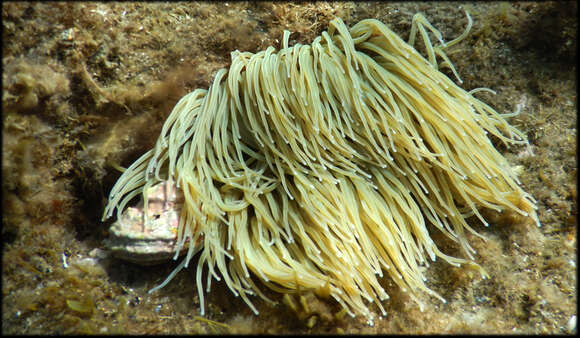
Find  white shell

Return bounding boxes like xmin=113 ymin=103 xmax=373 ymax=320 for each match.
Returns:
xmin=105 ymin=180 xmax=187 ymax=265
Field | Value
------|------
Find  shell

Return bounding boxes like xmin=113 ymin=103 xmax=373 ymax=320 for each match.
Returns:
xmin=105 ymin=180 xmax=188 ymax=265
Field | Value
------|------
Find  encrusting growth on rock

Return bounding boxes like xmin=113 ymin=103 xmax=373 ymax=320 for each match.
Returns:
xmin=103 ymin=12 xmax=539 ymax=320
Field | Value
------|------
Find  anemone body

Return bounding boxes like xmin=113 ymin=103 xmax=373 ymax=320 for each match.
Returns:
xmin=104 ymin=15 xmax=538 ymax=320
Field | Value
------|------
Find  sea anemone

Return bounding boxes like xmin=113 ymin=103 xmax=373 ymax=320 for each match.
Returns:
xmin=103 ymin=12 xmax=539 ymax=320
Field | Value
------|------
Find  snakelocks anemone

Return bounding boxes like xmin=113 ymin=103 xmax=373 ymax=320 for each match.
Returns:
xmin=103 ymin=13 xmax=539 ymax=321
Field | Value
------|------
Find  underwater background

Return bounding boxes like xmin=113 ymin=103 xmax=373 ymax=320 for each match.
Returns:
xmin=2 ymin=1 xmax=576 ymax=334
